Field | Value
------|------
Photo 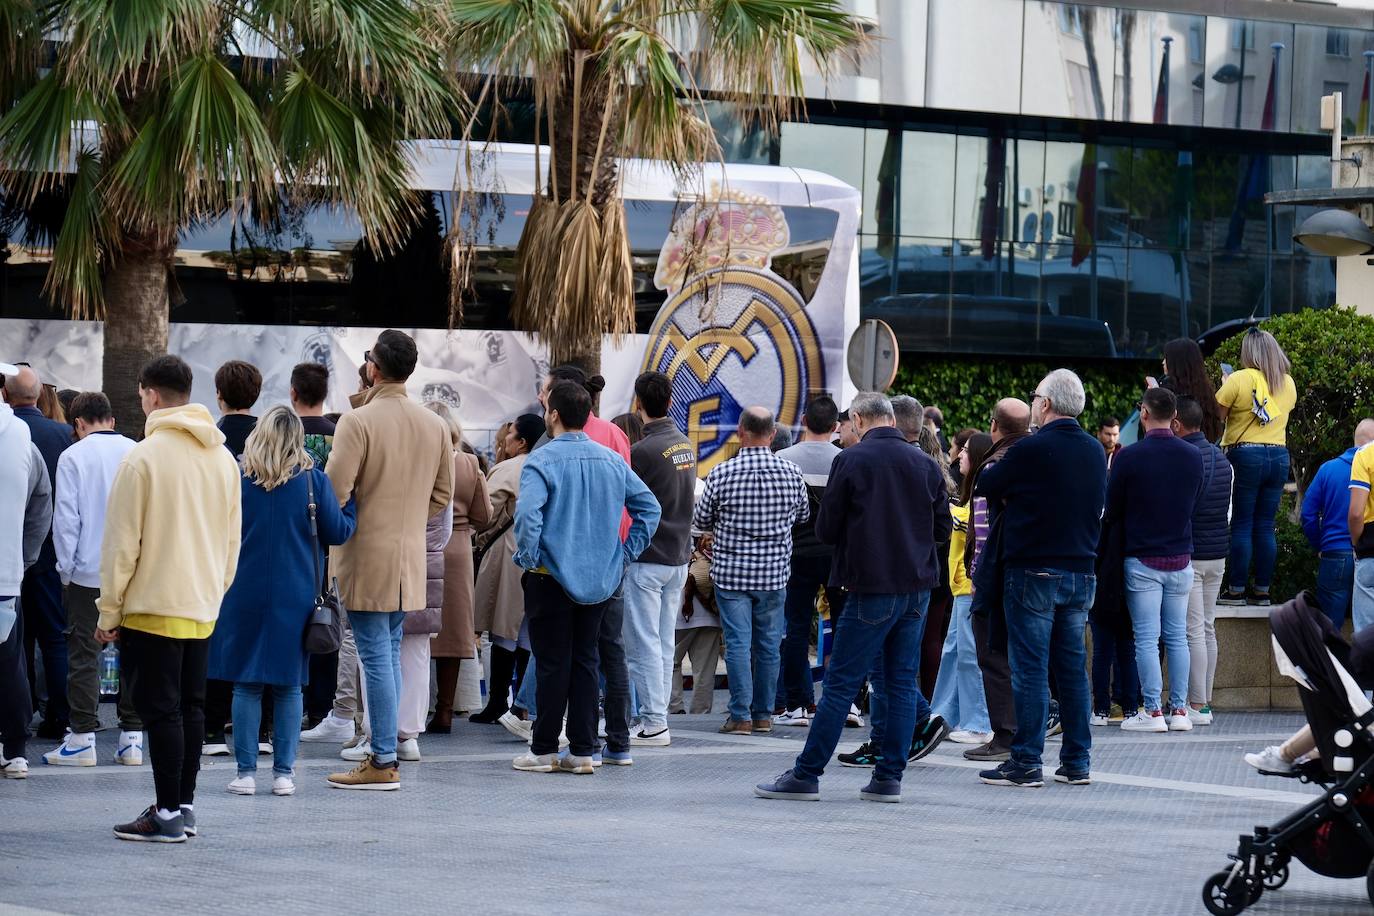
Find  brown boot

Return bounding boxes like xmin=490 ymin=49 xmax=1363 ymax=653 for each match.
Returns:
xmin=718 ymin=718 xmax=753 ymax=735
xmin=327 ymin=755 xmax=400 ymax=791
xmin=428 ymin=658 xmax=460 ymax=733
xmin=752 ymin=719 xmax=774 ymax=734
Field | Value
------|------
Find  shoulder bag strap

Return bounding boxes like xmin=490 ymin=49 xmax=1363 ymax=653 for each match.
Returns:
xmin=306 ymin=470 xmax=322 ymax=596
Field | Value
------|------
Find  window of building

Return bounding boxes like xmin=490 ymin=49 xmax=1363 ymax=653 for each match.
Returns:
xmin=1327 ymin=28 xmax=1351 ymax=57
xmin=1231 ymin=21 xmax=1254 ymax=51
xmin=1188 ymin=23 xmax=1204 ymax=64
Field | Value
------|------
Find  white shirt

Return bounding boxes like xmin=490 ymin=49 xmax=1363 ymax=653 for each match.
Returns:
xmin=53 ymin=430 xmax=137 ymax=588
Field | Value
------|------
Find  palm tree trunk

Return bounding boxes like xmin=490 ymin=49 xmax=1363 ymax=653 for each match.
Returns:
xmin=102 ymin=243 xmax=171 ymax=438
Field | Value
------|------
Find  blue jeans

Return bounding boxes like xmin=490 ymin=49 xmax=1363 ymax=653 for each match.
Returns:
xmin=622 ymin=562 xmax=688 ymax=729
xmin=929 ymin=594 xmax=990 ymax=733
xmin=1124 ymin=558 xmax=1192 ymax=712
xmin=232 ymin=682 xmax=302 ymax=777
xmin=351 ymin=610 xmax=405 ymax=764
xmin=1355 ymin=559 xmax=1374 ymax=634
xmin=1227 ymin=445 xmax=1289 ymax=593
xmin=716 ymin=588 xmax=785 ymax=722
xmin=1316 ymin=551 xmax=1356 ymax=630
xmin=795 ymin=591 xmax=928 ymax=783
xmin=867 ymin=620 xmax=932 ymax=747
xmin=515 ymin=653 xmax=538 ymax=718
xmin=1004 ymin=567 xmax=1095 ymax=773
xmin=776 ymin=559 xmax=846 ymax=711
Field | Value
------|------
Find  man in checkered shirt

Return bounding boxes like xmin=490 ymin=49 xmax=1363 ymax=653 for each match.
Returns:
xmin=692 ymin=407 xmax=809 ymax=735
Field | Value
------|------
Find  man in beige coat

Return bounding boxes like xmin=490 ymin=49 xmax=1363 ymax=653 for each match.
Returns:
xmin=325 ymin=330 xmax=453 ymax=790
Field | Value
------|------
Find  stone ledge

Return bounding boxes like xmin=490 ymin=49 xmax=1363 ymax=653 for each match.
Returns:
xmin=1214 ymin=604 xmax=1274 ymax=619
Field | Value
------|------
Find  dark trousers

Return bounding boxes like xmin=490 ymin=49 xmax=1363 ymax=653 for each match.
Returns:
xmin=121 ymin=628 xmax=209 ymax=812
xmin=973 ymin=609 xmax=1015 ymax=749
xmin=1090 ymin=617 xmax=1140 ymax=713
xmin=306 ymin=650 xmax=339 ymax=723
xmin=525 ymin=574 xmax=607 ymax=758
xmin=599 ymin=590 xmax=631 ymax=755
xmin=0 ymin=596 xmax=30 ymax=759
xmin=64 ymin=584 xmax=141 ymax=733
xmin=778 ymin=558 xmax=847 ymax=712
xmin=22 ymin=565 xmax=67 ymax=727
xmin=921 ymin=588 xmax=953 ymax=698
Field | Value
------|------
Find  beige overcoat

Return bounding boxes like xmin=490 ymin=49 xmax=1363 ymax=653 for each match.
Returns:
xmin=434 ymin=451 xmax=493 ymax=657
xmin=473 ymin=453 xmax=527 ymax=643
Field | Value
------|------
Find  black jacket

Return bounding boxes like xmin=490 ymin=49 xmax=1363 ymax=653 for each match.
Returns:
xmin=1183 ymin=431 xmax=1233 ymax=562
xmin=630 ymin=418 xmax=697 ymax=566
xmin=816 ymin=426 xmax=952 ymax=593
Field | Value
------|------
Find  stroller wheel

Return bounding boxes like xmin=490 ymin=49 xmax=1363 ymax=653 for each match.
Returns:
xmin=1203 ymin=870 xmax=1251 ymax=916
xmin=1262 ymin=862 xmax=1289 ymax=890
xmin=1366 ymin=860 xmax=1374 ymax=906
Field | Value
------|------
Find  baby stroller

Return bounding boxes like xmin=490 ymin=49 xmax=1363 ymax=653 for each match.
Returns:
xmin=1203 ymin=592 xmax=1374 ymax=914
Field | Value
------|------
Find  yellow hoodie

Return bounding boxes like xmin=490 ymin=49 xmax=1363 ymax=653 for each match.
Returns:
xmin=97 ymin=403 xmax=242 ymax=637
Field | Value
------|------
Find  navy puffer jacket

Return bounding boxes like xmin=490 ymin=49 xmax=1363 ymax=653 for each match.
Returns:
xmin=1183 ymin=431 xmax=1232 ymax=561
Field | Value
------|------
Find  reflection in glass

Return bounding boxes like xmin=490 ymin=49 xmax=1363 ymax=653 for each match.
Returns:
xmin=1113 ymin=11 xmax=1207 ymax=126
xmin=1203 ymin=18 xmax=1293 ymax=131
xmin=1021 ymin=2 xmax=1115 ymax=120
xmin=1291 ymin=26 xmax=1374 ymax=135
xmin=899 ymin=129 xmax=957 ymax=238
xmin=925 ymin=0 xmax=1024 ymax=115
xmin=779 ymin=122 xmax=887 ymax=236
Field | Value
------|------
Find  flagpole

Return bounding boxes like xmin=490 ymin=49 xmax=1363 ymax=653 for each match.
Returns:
xmin=1265 ymin=42 xmax=1282 ymax=317
xmin=1160 ymin=36 xmax=1172 ymax=118
xmin=1365 ymin=50 xmax=1374 ymax=135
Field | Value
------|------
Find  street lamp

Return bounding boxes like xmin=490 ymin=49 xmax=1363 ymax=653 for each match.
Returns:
xmin=1293 ymin=208 xmax=1374 ymax=256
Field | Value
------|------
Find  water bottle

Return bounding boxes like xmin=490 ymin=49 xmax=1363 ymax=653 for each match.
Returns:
xmin=99 ymin=644 xmax=120 ymax=695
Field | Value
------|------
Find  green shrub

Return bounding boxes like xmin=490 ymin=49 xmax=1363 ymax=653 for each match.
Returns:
xmin=890 ymin=356 xmax=1152 ymax=435
xmin=1270 ymin=493 xmax=1318 ymax=604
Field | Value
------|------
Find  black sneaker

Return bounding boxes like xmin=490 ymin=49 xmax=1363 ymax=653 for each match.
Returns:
xmin=1251 ymin=593 xmax=1272 ymax=607
xmin=1217 ymin=590 xmax=1247 ymax=607
xmin=838 ymin=741 xmax=882 ymax=768
xmin=963 ymin=741 xmax=1011 ymax=762
xmin=908 ymin=715 xmax=950 ymax=762
xmin=1054 ymin=766 xmax=1090 ymax=785
xmin=180 ymin=806 xmax=197 ymax=837
xmin=979 ymin=762 xmax=1044 ymax=787
xmin=1045 ymin=700 xmax=1062 ymax=738
xmin=114 ymin=806 xmax=187 ymax=843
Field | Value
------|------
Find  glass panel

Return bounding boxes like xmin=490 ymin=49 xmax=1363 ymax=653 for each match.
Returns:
xmin=1292 ymin=26 xmax=1374 ymax=135
xmin=899 ymin=129 xmax=958 ymax=238
xmin=0 ymin=188 xmax=62 ymax=319
xmin=952 ymin=132 xmax=998 ymax=242
xmin=1021 ymin=2 xmax=1115 ymax=120
xmin=1293 ymin=252 xmax=1337 ymax=311
xmin=778 ymin=122 xmax=878 ymax=230
xmin=1207 ymin=251 xmax=1269 ymax=325
xmin=1203 ymin=18 xmax=1294 ymax=131
xmin=1189 ymin=150 xmax=1276 ymax=253
xmin=861 ymin=236 xmax=954 ymax=350
xmin=1113 ymin=11 xmax=1208 ymax=126
xmin=924 ymin=0 xmax=1024 ymax=115
xmin=1126 ymin=247 xmax=1192 ymax=354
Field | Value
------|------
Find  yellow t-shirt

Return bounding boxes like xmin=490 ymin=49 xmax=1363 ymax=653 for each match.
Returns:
xmin=1351 ymin=443 xmax=1374 ymax=527
xmin=121 ymin=614 xmax=215 ymax=640
xmin=1216 ymin=368 xmax=1297 ymax=447
xmin=949 ymin=502 xmax=972 ymax=597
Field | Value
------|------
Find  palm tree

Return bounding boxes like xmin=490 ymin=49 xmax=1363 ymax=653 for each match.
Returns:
xmin=0 ymin=0 xmax=461 ymax=431
xmin=443 ymin=0 xmax=868 ymax=374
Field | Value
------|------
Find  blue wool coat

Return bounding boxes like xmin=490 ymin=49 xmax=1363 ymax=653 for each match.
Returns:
xmin=208 ymin=468 xmax=356 ymax=686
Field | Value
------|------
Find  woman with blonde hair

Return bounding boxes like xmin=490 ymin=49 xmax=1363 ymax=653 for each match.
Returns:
xmin=208 ymin=405 xmax=356 ymax=796
xmin=1216 ymin=327 xmax=1297 ymax=606
xmin=424 ymin=401 xmax=492 ymax=733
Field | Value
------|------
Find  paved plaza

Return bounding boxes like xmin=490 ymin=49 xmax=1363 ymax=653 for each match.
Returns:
xmin=2 ymin=705 xmax=1370 ymax=915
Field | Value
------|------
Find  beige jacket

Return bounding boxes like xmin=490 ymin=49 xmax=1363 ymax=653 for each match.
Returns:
xmin=473 ymin=453 xmax=527 ymax=642
xmin=327 ymin=383 xmax=454 ymax=612
xmin=96 ymin=404 xmax=242 ymax=630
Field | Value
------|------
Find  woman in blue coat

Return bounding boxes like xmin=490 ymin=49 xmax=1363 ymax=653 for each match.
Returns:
xmin=209 ymin=406 xmax=356 ymax=797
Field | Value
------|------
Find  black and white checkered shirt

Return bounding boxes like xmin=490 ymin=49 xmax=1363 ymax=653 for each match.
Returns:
xmin=692 ymin=446 xmax=809 ymax=592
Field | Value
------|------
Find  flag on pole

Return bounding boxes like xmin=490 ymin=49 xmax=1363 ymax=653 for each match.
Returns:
xmin=1360 ymin=66 xmax=1370 ymax=136
xmin=1224 ymin=53 xmax=1278 ymax=252
xmin=979 ymin=132 xmax=1006 ymax=261
xmin=1152 ymin=47 xmax=1169 ymax=124
xmin=1071 ymin=143 xmax=1096 ymax=267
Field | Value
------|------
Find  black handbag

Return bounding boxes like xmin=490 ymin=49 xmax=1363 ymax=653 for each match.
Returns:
xmin=302 ymin=471 xmax=346 ymax=654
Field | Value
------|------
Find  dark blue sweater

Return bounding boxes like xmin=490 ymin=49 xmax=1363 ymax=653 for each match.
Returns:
xmin=1106 ymin=428 xmax=1204 ymax=559
xmin=976 ymin=419 xmax=1107 ymax=574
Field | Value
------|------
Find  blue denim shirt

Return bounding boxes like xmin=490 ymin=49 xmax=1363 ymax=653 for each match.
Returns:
xmin=1302 ymin=447 xmax=1360 ymax=554
xmin=514 ymin=431 xmax=661 ymax=604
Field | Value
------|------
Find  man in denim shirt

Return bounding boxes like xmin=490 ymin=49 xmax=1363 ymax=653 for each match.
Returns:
xmin=511 ymin=381 xmax=660 ymax=775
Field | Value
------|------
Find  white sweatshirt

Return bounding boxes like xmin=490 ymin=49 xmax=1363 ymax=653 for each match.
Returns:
xmin=0 ymin=403 xmax=51 ymax=596
xmin=53 ymin=429 xmax=137 ymax=588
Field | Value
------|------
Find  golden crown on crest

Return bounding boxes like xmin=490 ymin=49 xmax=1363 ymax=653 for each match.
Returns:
xmin=654 ymin=185 xmax=791 ymax=292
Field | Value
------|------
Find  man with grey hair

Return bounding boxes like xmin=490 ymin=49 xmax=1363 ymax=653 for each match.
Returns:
xmin=973 ymin=369 xmax=1106 ymax=788
xmin=755 ymin=392 xmax=951 ymax=802
xmin=890 ymin=394 xmax=924 ymax=443
xmin=694 ymin=406 xmax=810 ymax=735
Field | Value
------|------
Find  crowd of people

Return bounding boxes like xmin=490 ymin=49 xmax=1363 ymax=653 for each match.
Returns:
xmin=2 ymin=322 xmax=1368 ymax=836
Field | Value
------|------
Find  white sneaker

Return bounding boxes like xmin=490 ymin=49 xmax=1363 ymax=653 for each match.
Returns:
xmin=257 ymin=741 xmax=273 ymax=755
xmin=397 ymin=738 xmax=421 ymax=762
xmin=597 ymin=717 xmax=607 ymax=739
xmin=948 ymin=730 xmax=993 ymax=745
xmin=340 ymin=741 xmax=372 ymax=762
xmin=115 ymin=731 xmax=144 ymax=766
xmin=1089 ymin=712 xmax=1110 ymax=726
xmin=1245 ymin=745 xmax=1294 ymax=774
xmin=498 ymin=712 xmax=532 ymax=742
xmin=772 ymin=708 xmax=811 ymax=728
xmin=300 ymin=712 xmax=356 ymax=744
xmin=1167 ymin=708 xmax=1194 ymax=732
xmin=1 ymin=755 xmax=29 ymax=778
xmin=1187 ymin=706 xmax=1214 ymax=726
xmin=512 ymin=752 xmax=557 ymax=773
xmin=272 ymin=775 xmax=296 ymax=796
xmin=227 ymin=775 xmax=256 ymax=795
xmin=630 ymin=725 xmax=671 ymax=746
xmin=1120 ymin=710 xmax=1168 ymax=733
xmin=202 ymin=741 xmax=230 ymax=757
xmin=43 ymin=732 xmax=96 ymax=767
xmin=846 ymin=704 xmax=865 ymax=728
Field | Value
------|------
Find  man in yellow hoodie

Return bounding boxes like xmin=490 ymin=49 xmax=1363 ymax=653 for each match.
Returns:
xmin=95 ymin=356 xmax=241 ymax=843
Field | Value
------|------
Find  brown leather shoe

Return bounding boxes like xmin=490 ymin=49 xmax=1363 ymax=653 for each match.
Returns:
xmin=327 ymin=755 xmax=401 ymax=790
xmin=718 ymin=718 xmax=753 ymax=735
xmin=752 ymin=719 xmax=774 ymax=734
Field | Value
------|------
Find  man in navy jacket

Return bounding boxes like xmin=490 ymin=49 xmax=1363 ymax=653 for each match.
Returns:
xmin=975 ymin=369 xmax=1106 ymax=788
xmin=755 ymin=392 xmax=951 ymax=803
xmin=1302 ymin=419 xmax=1374 ymax=629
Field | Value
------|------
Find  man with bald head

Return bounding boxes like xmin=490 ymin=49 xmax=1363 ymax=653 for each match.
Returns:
xmin=693 ymin=407 xmax=810 ymax=735
xmin=3 ymin=365 xmax=73 ymax=738
xmin=1303 ymin=418 xmax=1374 ymax=629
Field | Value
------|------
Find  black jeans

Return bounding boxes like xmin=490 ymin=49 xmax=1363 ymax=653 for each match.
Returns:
xmin=306 ymin=650 xmax=339 ymax=723
xmin=599 ymin=589 xmax=631 ymax=755
xmin=973 ymin=609 xmax=1015 ymax=749
xmin=22 ymin=564 xmax=67 ymax=727
xmin=121 ymin=628 xmax=209 ymax=812
xmin=524 ymin=574 xmax=607 ymax=758
xmin=778 ymin=558 xmax=846 ymax=711
xmin=0 ymin=596 xmax=30 ymax=760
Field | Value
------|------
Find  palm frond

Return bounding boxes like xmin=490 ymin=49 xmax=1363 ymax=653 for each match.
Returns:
xmin=603 ymin=26 xmax=715 ymax=167
xmin=44 ymin=148 xmax=112 ymax=319
xmin=0 ymin=0 xmax=45 ymax=108
xmin=58 ymin=0 xmax=221 ymax=93
xmin=444 ymin=0 xmax=568 ymax=74
xmin=107 ymin=52 xmax=279 ymax=232
xmin=0 ymin=70 xmax=124 ymax=201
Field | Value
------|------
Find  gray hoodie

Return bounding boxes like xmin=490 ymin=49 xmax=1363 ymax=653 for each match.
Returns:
xmin=0 ymin=403 xmax=53 ymax=596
